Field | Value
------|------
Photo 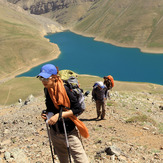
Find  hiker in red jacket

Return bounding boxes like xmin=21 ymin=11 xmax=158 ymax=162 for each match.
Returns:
xmin=103 ymin=75 xmax=114 ymax=99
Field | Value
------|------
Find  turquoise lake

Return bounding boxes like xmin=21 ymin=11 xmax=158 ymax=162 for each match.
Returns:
xmin=18 ymin=31 xmax=163 ymax=85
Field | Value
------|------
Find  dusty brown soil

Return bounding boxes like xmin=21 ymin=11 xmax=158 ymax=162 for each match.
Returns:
xmin=0 ymin=90 xmax=162 ymax=163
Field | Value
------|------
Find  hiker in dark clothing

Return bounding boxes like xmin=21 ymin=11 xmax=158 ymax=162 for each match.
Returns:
xmin=92 ymin=81 xmax=108 ymax=120
xmin=38 ymin=64 xmax=89 ymax=163
xmin=103 ymin=76 xmax=112 ymax=90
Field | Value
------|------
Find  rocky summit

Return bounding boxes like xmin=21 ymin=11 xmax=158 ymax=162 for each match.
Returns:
xmin=7 ymin=0 xmax=95 ymax=14
xmin=0 ymin=90 xmax=162 ymax=163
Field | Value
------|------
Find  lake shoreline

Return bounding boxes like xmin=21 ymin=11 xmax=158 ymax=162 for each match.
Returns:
xmin=1 ymin=28 xmax=163 ymax=84
xmin=70 ymin=29 xmax=163 ymax=54
xmin=0 ymin=43 xmax=61 ymax=84
xmin=20 ymin=30 xmax=162 ymax=86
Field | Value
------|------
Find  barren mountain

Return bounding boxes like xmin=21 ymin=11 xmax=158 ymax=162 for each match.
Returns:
xmin=0 ymin=2 xmax=162 ymax=162
xmin=0 ymin=0 xmax=64 ymax=79
xmin=7 ymin=0 xmax=163 ymax=52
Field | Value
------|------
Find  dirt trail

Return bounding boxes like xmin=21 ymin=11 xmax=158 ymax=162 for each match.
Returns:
xmin=82 ymin=105 xmax=162 ymax=149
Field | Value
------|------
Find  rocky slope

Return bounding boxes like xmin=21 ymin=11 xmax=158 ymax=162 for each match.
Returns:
xmin=0 ymin=90 xmax=162 ymax=163
xmin=7 ymin=0 xmax=95 ymax=27
xmin=7 ymin=0 xmax=95 ymax=14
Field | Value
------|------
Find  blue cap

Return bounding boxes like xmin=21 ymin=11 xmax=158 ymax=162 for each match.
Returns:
xmin=37 ymin=64 xmax=57 ymax=78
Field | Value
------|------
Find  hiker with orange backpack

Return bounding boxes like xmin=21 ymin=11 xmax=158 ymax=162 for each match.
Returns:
xmin=38 ymin=64 xmax=89 ymax=163
xmin=103 ymin=75 xmax=114 ymax=99
xmin=92 ymin=81 xmax=108 ymax=120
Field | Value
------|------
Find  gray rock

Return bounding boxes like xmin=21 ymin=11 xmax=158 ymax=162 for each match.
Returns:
xmin=159 ymin=105 xmax=163 ymax=110
xmin=4 ymin=151 xmax=11 ymax=160
xmin=143 ymin=127 xmax=149 ymax=130
xmin=24 ymin=94 xmax=35 ymax=105
xmin=105 ymin=145 xmax=122 ymax=156
xmin=0 ymin=158 xmax=3 ymax=163
xmin=10 ymin=148 xmax=30 ymax=163
xmin=18 ymin=99 xmax=22 ymax=103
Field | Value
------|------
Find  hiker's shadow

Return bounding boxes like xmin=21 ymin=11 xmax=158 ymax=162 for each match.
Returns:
xmin=79 ymin=118 xmax=101 ymax=122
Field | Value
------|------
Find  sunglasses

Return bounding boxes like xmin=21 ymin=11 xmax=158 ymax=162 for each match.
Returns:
xmin=38 ymin=76 xmax=52 ymax=82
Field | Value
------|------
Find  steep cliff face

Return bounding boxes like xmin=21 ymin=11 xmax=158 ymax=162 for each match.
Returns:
xmin=7 ymin=0 xmax=96 ymax=14
xmin=7 ymin=0 xmax=96 ymax=27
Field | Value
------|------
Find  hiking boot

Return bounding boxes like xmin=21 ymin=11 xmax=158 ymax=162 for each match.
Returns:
xmin=96 ymin=115 xmax=100 ymax=119
xmin=101 ymin=116 xmax=105 ymax=120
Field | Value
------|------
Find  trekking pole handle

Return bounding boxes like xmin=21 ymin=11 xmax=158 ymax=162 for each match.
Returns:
xmin=84 ymin=91 xmax=90 ymax=96
xmin=42 ymin=110 xmax=47 ymax=114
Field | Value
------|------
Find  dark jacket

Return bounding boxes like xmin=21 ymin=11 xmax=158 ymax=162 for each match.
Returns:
xmin=44 ymin=85 xmax=82 ymax=134
xmin=92 ymin=86 xmax=108 ymax=102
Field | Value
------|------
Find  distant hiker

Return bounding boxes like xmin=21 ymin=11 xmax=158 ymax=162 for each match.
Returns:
xmin=37 ymin=64 xmax=89 ymax=163
xmin=103 ymin=75 xmax=114 ymax=99
xmin=92 ymin=81 xmax=108 ymax=120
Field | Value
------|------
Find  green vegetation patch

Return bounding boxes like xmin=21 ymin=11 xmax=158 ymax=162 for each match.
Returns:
xmin=0 ymin=77 xmax=43 ymax=105
xmin=1 ymin=72 xmax=163 ymax=106
xmin=148 ymin=42 xmax=163 ymax=48
xmin=125 ymin=113 xmax=156 ymax=125
xmin=78 ymin=75 xmax=102 ymax=91
xmin=107 ymin=101 xmax=114 ymax=106
xmin=0 ymin=4 xmax=57 ymax=78
xmin=158 ymin=123 xmax=163 ymax=134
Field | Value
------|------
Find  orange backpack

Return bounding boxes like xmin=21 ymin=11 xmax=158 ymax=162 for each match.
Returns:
xmin=107 ymin=75 xmax=114 ymax=88
xmin=104 ymin=75 xmax=114 ymax=89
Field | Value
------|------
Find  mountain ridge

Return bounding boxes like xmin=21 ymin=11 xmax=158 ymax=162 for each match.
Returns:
xmin=7 ymin=0 xmax=163 ymax=53
xmin=1 ymin=0 xmax=163 ymax=80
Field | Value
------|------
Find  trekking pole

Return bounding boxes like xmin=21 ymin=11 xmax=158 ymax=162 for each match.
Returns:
xmin=59 ymin=107 xmax=72 ymax=163
xmin=46 ymin=122 xmax=55 ymax=163
xmin=42 ymin=110 xmax=55 ymax=163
